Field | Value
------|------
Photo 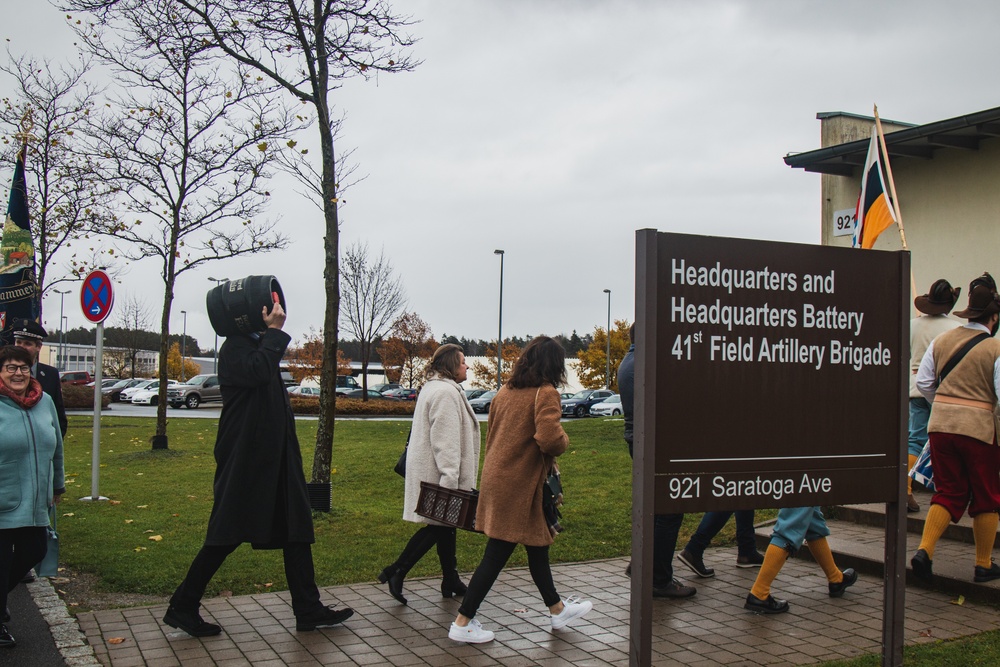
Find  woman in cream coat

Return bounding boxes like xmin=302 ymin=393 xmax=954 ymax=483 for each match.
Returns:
xmin=378 ymin=344 xmax=481 ymax=605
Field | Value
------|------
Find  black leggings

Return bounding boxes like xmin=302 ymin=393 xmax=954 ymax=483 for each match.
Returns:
xmin=170 ymin=542 xmax=322 ymax=616
xmin=458 ymin=537 xmax=560 ymax=619
xmin=0 ymin=526 xmax=47 ymax=612
xmin=391 ymin=525 xmax=458 ymax=575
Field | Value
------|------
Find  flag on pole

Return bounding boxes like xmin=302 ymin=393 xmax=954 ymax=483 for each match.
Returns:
xmin=852 ymin=126 xmax=897 ymax=249
xmin=0 ymin=146 xmax=39 ymax=341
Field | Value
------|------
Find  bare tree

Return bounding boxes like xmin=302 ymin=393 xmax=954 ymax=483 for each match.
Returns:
xmin=0 ymin=51 xmax=110 ymax=312
xmin=107 ymin=291 xmax=153 ymax=378
xmin=341 ymin=242 xmax=406 ymax=398
xmin=68 ymin=1 xmax=304 ymax=448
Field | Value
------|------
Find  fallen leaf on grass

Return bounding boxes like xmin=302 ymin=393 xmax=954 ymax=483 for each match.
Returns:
xmin=124 ymin=520 xmax=133 ymax=524
xmin=133 ymin=547 xmax=147 ymax=552
xmin=109 ymin=500 xmax=121 ymax=505
xmin=136 ymin=505 xmax=148 ymax=509
xmin=919 ymin=628 xmax=933 ymax=637
xmin=148 ymin=535 xmax=163 ymax=542
xmin=107 ymin=637 xmax=126 ymax=645
xmin=62 ymin=513 xmax=74 ymax=517
xmin=951 ymin=595 xmax=965 ymax=606
xmin=50 ymin=577 xmax=70 ymax=584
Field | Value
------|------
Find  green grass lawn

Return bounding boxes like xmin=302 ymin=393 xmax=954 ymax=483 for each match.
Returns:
xmin=59 ymin=415 xmax=735 ymax=601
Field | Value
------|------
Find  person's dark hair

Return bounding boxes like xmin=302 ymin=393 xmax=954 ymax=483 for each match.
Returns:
xmin=507 ymin=336 xmax=566 ymax=389
xmin=425 ymin=343 xmax=465 ymax=381
xmin=0 ymin=345 xmax=33 ymax=368
xmin=628 ymin=323 xmax=635 ymax=344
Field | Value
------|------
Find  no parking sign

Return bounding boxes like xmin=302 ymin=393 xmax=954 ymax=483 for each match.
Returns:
xmin=80 ymin=269 xmax=113 ymax=502
xmin=81 ymin=269 xmax=114 ymax=323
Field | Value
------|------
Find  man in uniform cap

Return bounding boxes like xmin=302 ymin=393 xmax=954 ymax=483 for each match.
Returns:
xmin=907 ymin=279 xmax=961 ymax=512
xmin=912 ymin=273 xmax=1000 ymax=583
xmin=8 ymin=318 xmax=67 ymax=437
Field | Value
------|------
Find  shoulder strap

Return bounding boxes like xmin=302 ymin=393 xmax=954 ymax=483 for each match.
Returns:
xmin=937 ymin=332 xmax=990 ymax=387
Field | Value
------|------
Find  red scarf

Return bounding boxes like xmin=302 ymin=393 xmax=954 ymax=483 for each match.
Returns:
xmin=0 ymin=376 xmax=44 ymax=409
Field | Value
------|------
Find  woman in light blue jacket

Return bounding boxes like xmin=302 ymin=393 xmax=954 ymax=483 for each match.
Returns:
xmin=0 ymin=345 xmax=65 ymax=649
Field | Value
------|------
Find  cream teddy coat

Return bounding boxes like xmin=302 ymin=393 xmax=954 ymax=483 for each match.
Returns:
xmin=402 ymin=375 xmax=481 ymax=524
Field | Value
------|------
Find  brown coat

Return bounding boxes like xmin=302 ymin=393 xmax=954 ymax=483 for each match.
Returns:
xmin=475 ymin=384 xmax=569 ymax=546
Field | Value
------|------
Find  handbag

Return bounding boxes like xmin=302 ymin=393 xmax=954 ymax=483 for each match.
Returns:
xmin=542 ymin=463 xmax=564 ymax=536
xmin=909 ymin=441 xmax=935 ymax=492
xmin=394 ymin=427 xmax=412 ymax=477
xmin=35 ymin=507 xmax=59 ymax=578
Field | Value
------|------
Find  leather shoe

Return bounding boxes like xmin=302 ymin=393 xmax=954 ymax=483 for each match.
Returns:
xmin=744 ymin=593 xmax=789 ymax=614
xmin=974 ymin=561 xmax=1000 ymax=583
xmin=0 ymin=624 xmax=14 ymax=648
xmin=441 ymin=574 xmax=468 ymax=598
xmin=828 ymin=568 xmax=858 ymax=597
xmin=652 ymin=578 xmax=696 ymax=598
xmin=162 ymin=606 xmax=221 ymax=637
xmin=295 ymin=606 xmax=354 ymax=631
xmin=677 ymin=549 xmax=715 ymax=578
xmin=906 ymin=494 xmax=920 ymax=513
xmin=378 ymin=566 xmax=407 ymax=605
xmin=911 ymin=549 xmax=933 ymax=582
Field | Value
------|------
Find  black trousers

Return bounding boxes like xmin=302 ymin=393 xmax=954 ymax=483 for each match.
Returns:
xmin=391 ymin=525 xmax=458 ymax=577
xmin=458 ymin=537 xmax=560 ymax=619
xmin=0 ymin=527 xmax=47 ymax=612
xmin=170 ymin=542 xmax=322 ymax=617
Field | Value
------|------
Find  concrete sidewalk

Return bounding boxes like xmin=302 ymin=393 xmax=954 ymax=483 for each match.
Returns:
xmin=66 ymin=549 xmax=1000 ymax=666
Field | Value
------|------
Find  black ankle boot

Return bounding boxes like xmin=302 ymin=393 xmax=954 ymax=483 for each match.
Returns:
xmin=378 ymin=566 xmax=407 ymax=605
xmin=441 ymin=573 xmax=468 ymax=598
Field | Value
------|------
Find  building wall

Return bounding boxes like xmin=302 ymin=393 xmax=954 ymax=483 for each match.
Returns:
xmin=819 ymin=114 xmax=1000 ymax=301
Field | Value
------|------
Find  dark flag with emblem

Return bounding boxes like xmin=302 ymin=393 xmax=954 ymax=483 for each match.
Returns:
xmin=0 ymin=146 xmax=39 ymax=343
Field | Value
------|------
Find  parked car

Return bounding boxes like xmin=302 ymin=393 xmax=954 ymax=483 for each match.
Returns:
xmin=372 ymin=383 xmax=400 ymax=394
xmin=465 ymin=389 xmax=488 ymax=400
xmin=104 ymin=378 xmax=149 ymax=402
xmin=388 ymin=387 xmax=417 ymax=401
xmin=287 ymin=385 xmax=321 ymax=398
xmin=589 ymin=394 xmax=623 ymax=417
xmin=335 ymin=375 xmax=360 ymax=395
xmin=168 ymin=374 xmax=222 ymax=409
xmin=469 ymin=390 xmax=497 ymax=413
xmin=561 ymin=389 xmax=615 ymax=417
xmin=561 ymin=392 xmax=575 ymax=400
xmin=129 ymin=379 xmax=179 ymax=405
xmin=119 ymin=379 xmax=156 ymax=402
xmin=86 ymin=378 xmax=119 ymax=388
xmin=60 ymin=370 xmax=93 ymax=385
xmin=341 ymin=389 xmax=397 ymax=400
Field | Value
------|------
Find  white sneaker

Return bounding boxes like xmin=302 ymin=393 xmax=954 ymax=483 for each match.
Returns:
xmin=551 ymin=595 xmax=593 ymax=630
xmin=448 ymin=618 xmax=495 ymax=643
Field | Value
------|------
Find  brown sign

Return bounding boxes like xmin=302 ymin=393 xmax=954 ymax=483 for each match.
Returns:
xmin=643 ymin=232 xmax=908 ymax=513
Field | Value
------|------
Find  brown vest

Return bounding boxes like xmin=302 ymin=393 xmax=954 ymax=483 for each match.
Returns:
xmin=928 ymin=327 xmax=1000 ymax=444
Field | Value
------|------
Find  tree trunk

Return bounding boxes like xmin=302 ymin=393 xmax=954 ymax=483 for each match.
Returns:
xmin=151 ymin=285 xmax=173 ymax=449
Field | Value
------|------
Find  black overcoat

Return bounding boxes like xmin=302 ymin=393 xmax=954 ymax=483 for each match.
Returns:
xmin=36 ymin=362 xmax=67 ymax=437
xmin=204 ymin=329 xmax=314 ymax=548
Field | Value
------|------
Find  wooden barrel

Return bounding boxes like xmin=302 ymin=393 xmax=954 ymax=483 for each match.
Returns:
xmin=206 ymin=275 xmax=286 ymax=337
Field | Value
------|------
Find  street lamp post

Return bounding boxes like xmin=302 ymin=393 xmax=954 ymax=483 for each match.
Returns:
xmin=494 ymin=249 xmax=504 ymax=390
xmin=603 ymin=289 xmax=611 ymax=389
xmin=61 ymin=317 xmax=67 ymax=369
xmin=180 ymin=310 xmax=187 ymax=381
xmin=54 ymin=288 xmax=71 ymax=371
xmin=208 ymin=277 xmax=228 ymax=373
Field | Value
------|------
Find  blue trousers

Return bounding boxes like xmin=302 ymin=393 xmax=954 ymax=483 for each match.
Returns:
xmin=684 ymin=510 xmax=757 ymax=558
xmin=769 ymin=506 xmax=830 ymax=553
xmin=908 ymin=397 xmax=931 ymax=458
xmin=653 ymin=514 xmax=683 ymax=586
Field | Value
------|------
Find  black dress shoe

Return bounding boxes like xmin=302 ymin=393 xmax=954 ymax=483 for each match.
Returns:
xmin=0 ymin=624 xmax=14 ymax=648
xmin=296 ymin=606 xmax=354 ymax=631
xmin=20 ymin=574 xmax=34 ymax=584
xmin=744 ymin=593 xmax=789 ymax=614
xmin=652 ymin=578 xmax=697 ymax=598
xmin=162 ymin=606 xmax=222 ymax=637
xmin=441 ymin=574 xmax=468 ymax=598
xmin=378 ymin=566 xmax=407 ymax=605
xmin=911 ymin=549 xmax=933 ymax=582
xmin=829 ymin=568 xmax=858 ymax=597
xmin=974 ymin=562 xmax=1000 ymax=582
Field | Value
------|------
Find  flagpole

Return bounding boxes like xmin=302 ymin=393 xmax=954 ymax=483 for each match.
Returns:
xmin=874 ymin=105 xmax=917 ymax=312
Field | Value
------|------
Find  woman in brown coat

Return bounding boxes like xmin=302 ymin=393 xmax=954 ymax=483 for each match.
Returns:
xmin=448 ymin=336 xmax=593 ymax=644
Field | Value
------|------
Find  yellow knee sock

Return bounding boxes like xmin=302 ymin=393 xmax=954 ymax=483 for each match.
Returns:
xmin=907 ymin=454 xmax=918 ymax=494
xmin=806 ymin=537 xmax=842 ymax=583
xmin=917 ymin=504 xmax=953 ymax=559
xmin=972 ymin=512 xmax=999 ymax=569
xmin=750 ymin=544 xmax=788 ymax=600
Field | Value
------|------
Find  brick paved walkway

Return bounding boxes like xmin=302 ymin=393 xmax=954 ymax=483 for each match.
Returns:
xmin=73 ymin=548 xmax=1000 ymax=666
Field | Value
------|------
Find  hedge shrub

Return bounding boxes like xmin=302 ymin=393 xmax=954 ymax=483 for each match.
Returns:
xmin=62 ymin=385 xmax=112 ymax=409
xmin=289 ymin=396 xmax=415 ymax=416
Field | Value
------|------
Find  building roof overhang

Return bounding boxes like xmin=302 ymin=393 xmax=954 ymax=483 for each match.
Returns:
xmin=783 ymin=106 xmax=1000 ymax=176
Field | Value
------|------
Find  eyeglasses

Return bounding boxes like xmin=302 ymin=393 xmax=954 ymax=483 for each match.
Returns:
xmin=2 ymin=365 xmax=31 ymax=375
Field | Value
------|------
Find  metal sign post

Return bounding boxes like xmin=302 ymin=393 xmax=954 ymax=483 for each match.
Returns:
xmin=79 ymin=269 xmax=114 ymax=502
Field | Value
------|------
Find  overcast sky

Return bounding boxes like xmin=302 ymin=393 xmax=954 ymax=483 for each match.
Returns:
xmin=5 ymin=0 xmax=1000 ymax=353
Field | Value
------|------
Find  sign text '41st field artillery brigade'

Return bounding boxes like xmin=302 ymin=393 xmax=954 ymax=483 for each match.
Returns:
xmin=647 ymin=231 xmax=907 ymax=514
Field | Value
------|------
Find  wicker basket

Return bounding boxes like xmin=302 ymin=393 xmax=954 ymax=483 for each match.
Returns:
xmin=416 ymin=482 xmax=480 ymax=532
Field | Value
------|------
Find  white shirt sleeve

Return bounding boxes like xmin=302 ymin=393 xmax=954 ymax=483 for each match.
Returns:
xmin=915 ymin=340 xmax=937 ymax=401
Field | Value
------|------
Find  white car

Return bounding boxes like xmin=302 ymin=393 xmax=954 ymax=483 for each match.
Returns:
xmin=130 ymin=380 xmax=179 ymax=405
xmin=119 ymin=379 xmax=155 ymax=402
xmin=287 ymin=385 xmax=321 ymax=397
xmin=589 ymin=394 xmax=623 ymax=417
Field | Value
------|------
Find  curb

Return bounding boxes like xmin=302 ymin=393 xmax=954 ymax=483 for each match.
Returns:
xmin=27 ymin=577 xmax=100 ymax=667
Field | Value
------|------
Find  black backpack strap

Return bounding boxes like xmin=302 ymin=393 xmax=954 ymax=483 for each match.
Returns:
xmin=936 ymin=332 xmax=990 ymax=387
